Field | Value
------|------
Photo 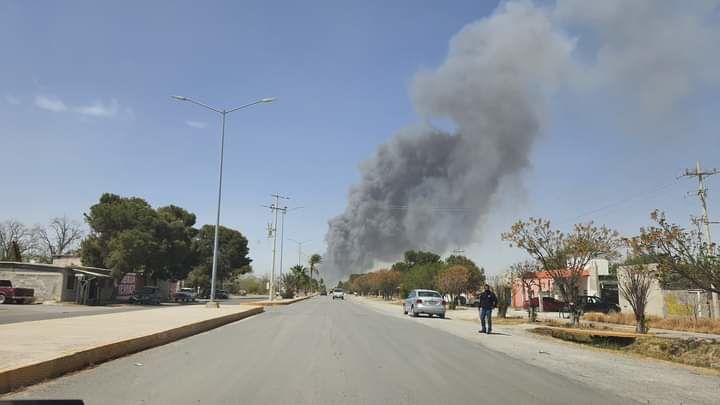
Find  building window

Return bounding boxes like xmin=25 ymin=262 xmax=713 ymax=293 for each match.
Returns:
xmin=66 ymin=273 xmax=76 ymax=290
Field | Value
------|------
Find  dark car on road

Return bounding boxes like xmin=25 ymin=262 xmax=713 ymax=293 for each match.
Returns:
xmin=215 ymin=289 xmax=229 ymax=299
xmin=129 ymin=286 xmax=162 ymax=305
xmin=577 ymin=295 xmax=620 ymax=314
xmin=523 ymin=296 xmax=566 ymax=312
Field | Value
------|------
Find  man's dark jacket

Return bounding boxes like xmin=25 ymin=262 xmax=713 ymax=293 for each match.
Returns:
xmin=478 ymin=290 xmax=497 ymax=310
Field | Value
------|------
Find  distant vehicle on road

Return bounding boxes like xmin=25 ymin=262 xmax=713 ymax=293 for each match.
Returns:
xmin=577 ymin=295 xmax=620 ymax=314
xmin=320 ymin=289 xmax=327 ymax=296
xmin=332 ymin=288 xmax=344 ymax=300
xmin=173 ymin=290 xmax=195 ymax=303
xmin=403 ymin=289 xmax=445 ymax=318
xmin=215 ymin=289 xmax=229 ymax=299
xmin=129 ymin=286 xmax=162 ymax=305
xmin=523 ymin=297 xmax=566 ymax=312
xmin=0 ymin=279 xmax=35 ymax=304
xmin=238 ymin=289 xmax=247 ymax=296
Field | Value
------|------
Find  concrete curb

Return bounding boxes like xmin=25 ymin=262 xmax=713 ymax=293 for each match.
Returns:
xmin=0 ymin=306 xmax=263 ymax=394
xmin=254 ymin=294 xmax=316 ymax=306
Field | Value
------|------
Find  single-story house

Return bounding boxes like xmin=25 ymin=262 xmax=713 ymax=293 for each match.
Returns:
xmin=511 ymin=259 xmax=617 ymax=309
xmin=617 ymin=264 xmax=714 ymax=319
xmin=0 ymin=260 xmax=113 ymax=305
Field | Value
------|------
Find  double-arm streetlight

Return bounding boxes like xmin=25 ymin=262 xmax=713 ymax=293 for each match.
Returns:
xmin=172 ymin=95 xmax=276 ymax=307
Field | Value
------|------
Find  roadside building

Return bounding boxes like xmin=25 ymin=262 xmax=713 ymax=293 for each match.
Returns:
xmin=617 ymin=263 xmax=714 ymax=319
xmin=0 ymin=260 xmax=113 ymax=305
xmin=511 ymin=259 xmax=616 ymax=309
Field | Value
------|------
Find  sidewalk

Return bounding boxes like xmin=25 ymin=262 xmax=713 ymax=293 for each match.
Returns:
xmin=0 ymin=304 xmax=262 ymax=394
xmin=353 ymin=296 xmax=720 ymax=405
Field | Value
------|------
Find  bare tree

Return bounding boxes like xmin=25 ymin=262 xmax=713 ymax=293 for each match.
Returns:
xmin=37 ymin=216 xmax=84 ymax=257
xmin=493 ymin=274 xmax=511 ymax=318
xmin=617 ymin=263 xmax=655 ymax=333
xmin=502 ymin=218 xmax=622 ymax=325
xmin=631 ymin=210 xmax=720 ymax=295
xmin=511 ymin=260 xmax=541 ymax=321
xmin=0 ymin=220 xmax=39 ymax=260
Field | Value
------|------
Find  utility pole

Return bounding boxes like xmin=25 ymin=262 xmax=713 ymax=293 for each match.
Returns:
xmin=264 ymin=193 xmax=289 ymax=301
xmin=278 ymin=206 xmax=303 ymax=281
xmin=288 ymin=238 xmax=310 ymax=267
xmin=278 ymin=206 xmax=287 ymax=281
xmin=681 ymin=161 xmax=720 ymax=319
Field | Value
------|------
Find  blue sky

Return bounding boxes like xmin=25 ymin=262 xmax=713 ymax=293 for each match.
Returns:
xmin=2 ymin=0 xmax=719 ymax=278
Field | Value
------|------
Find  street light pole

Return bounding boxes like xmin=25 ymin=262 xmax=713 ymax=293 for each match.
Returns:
xmin=172 ymin=95 xmax=276 ymax=308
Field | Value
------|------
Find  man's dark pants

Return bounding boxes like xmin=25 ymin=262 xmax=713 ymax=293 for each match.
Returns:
xmin=480 ymin=307 xmax=492 ymax=333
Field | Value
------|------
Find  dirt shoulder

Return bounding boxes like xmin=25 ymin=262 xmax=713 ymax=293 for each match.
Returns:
xmin=353 ymin=295 xmax=720 ymax=405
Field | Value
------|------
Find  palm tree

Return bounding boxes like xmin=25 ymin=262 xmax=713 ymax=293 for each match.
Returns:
xmin=290 ymin=265 xmax=309 ymax=295
xmin=308 ymin=254 xmax=322 ymax=292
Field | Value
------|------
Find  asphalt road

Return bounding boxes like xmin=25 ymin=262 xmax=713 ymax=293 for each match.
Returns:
xmin=0 ymin=295 xmax=265 ymax=325
xmin=5 ymin=297 xmax=632 ymax=405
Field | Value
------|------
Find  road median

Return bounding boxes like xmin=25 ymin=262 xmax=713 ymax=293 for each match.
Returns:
xmin=252 ymin=294 xmax=316 ymax=306
xmin=0 ymin=304 xmax=263 ymax=394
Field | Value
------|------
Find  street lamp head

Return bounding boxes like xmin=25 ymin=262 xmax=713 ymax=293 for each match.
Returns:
xmin=261 ymin=97 xmax=277 ymax=103
xmin=171 ymin=95 xmax=188 ymax=101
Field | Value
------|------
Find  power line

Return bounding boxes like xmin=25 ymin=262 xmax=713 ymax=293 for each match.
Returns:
xmin=555 ymin=180 xmax=678 ymax=226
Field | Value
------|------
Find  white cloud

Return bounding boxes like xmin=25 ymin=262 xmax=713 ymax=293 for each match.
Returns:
xmin=185 ymin=120 xmax=207 ymax=129
xmin=33 ymin=94 xmax=130 ymax=119
xmin=4 ymin=94 xmax=20 ymax=105
xmin=34 ymin=95 xmax=67 ymax=112
xmin=73 ymin=99 xmax=120 ymax=117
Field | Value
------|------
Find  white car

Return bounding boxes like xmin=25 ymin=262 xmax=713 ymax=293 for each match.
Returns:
xmin=403 ymin=289 xmax=446 ymax=318
xmin=332 ymin=288 xmax=345 ymax=300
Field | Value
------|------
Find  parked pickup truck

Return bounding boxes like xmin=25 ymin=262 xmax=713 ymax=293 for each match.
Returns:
xmin=0 ymin=280 xmax=36 ymax=304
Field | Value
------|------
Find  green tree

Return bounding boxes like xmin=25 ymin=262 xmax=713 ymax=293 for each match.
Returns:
xmin=404 ymin=250 xmax=441 ymax=267
xmin=445 ymin=255 xmax=485 ymax=293
xmin=154 ymin=205 xmax=198 ymax=281
xmin=191 ymin=225 xmax=252 ymax=285
xmin=399 ymin=262 xmax=444 ymax=298
xmin=308 ymin=253 xmax=322 ymax=291
xmin=390 ymin=261 xmax=410 ymax=273
xmin=81 ymin=193 xmax=199 ymax=283
xmin=187 ymin=266 xmax=210 ymax=291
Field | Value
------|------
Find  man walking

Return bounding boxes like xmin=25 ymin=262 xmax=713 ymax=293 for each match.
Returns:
xmin=478 ymin=284 xmax=497 ymax=334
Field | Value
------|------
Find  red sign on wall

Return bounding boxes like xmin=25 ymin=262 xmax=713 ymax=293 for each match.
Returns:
xmin=118 ymin=273 xmax=140 ymax=297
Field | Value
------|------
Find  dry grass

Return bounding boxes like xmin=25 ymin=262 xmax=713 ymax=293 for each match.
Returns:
xmin=583 ymin=312 xmax=720 ymax=335
xmin=626 ymin=337 xmax=720 ymax=370
xmin=541 ymin=319 xmax=611 ymax=330
xmin=489 ymin=317 xmax=526 ymax=325
xmin=533 ymin=327 xmax=720 ymax=370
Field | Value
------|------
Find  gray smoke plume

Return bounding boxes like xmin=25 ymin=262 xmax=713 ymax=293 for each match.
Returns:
xmin=324 ymin=0 xmax=720 ymax=282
